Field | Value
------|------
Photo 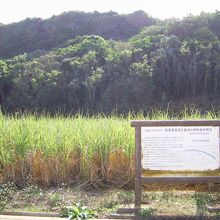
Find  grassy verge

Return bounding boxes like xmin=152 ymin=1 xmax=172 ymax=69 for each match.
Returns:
xmin=1 ymin=184 xmax=220 ymax=219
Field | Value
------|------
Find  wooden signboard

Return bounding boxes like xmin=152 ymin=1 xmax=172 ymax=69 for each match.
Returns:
xmin=131 ymin=120 xmax=220 ymax=209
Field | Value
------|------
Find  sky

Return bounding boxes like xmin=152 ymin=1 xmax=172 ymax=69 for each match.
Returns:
xmin=0 ymin=0 xmax=220 ymax=24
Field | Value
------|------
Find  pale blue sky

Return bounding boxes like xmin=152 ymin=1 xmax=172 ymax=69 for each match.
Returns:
xmin=1 ymin=0 xmax=220 ymax=24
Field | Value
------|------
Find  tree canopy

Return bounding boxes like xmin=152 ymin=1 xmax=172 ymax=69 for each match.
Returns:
xmin=0 ymin=11 xmax=220 ymax=114
xmin=0 ymin=10 xmax=156 ymax=59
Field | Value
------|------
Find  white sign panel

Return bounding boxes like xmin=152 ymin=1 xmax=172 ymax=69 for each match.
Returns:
xmin=141 ymin=126 xmax=220 ymax=171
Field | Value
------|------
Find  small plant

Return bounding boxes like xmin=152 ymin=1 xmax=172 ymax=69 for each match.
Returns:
xmin=49 ymin=193 xmax=63 ymax=209
xmin=104 ymin=200 xmax=118 ymax=209
xmin=135 ymin=208 xmax=156 ymax=218
xmin=118 ymin=190 xmax=134 ymax=204
xmin=25 ymin=185 xmax=42 ymax=195
xmin=0 ymin=183 xmax=16 ymax=212
xmin=161 ymin=191 xmax=174 ymax=202
xmin=61 ymin=203 xmax=96 ymax=220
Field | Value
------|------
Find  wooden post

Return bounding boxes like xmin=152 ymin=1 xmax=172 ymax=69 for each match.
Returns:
xmin=135 ymin=126 xmax=142 ymax=209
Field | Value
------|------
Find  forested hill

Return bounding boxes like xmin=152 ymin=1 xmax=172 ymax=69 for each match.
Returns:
xmin=0 ymin=10 xmax=156 ymax=59
xmin=0 ymin=11 xmax=220 ymax=114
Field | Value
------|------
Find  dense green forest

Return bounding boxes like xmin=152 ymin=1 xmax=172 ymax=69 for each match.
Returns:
xmin=0 ymin=10 xmax=156 ymax=58
xmin=0 ymin=10 xmax=220 ymax=114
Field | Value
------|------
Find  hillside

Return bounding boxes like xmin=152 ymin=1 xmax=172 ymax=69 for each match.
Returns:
xmin=0 ymin=10 xmax=156 ymax=59
xmin=0 ymin=11 xmax=220 ymax=114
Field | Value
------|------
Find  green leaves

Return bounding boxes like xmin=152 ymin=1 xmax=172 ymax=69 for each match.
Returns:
xmin=61 ymin=203 xmax=96 ymax=220
xmin=0 ymin=60 xmax=8 ymax=78
xmin=1 ymin=12 xmax=220 ymax=113
xmin=135 ymin=208 xmax=156 ymax=218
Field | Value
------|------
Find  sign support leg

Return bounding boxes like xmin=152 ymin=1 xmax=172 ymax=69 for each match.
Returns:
xmin=135 ymin=126 xmax=142 ymax=209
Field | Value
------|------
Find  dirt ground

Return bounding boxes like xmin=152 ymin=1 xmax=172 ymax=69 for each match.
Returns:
xmin=1 ymin=183 xmax=220 ymax=219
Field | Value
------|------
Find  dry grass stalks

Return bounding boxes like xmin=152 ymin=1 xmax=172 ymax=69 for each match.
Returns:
xmin=105 ymin=149 xmax=134 ymax=187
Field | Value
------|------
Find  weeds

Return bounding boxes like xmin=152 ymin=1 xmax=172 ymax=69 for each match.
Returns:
xmin=135 ymin=208 xmax=156 ymax=218
xmin=49 ymin=193 xmax=63 ymax=210
xmin=0 ymin=183 xmax=16 ymax=212
xmin=25 ymin=185 xmax=42 ymax=195
xmin=61 ymin=203 xmax=96 ymax=219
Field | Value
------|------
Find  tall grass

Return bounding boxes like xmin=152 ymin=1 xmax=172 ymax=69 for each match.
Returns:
xmin=0 ymin=109 xmax=219 ymax=188
xmin=0 ymin=113 xmax=135 ymax=187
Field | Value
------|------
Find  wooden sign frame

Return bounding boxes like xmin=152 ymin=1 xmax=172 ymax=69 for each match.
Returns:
xmin=131 ymin=120 xmax=220 ymax=209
